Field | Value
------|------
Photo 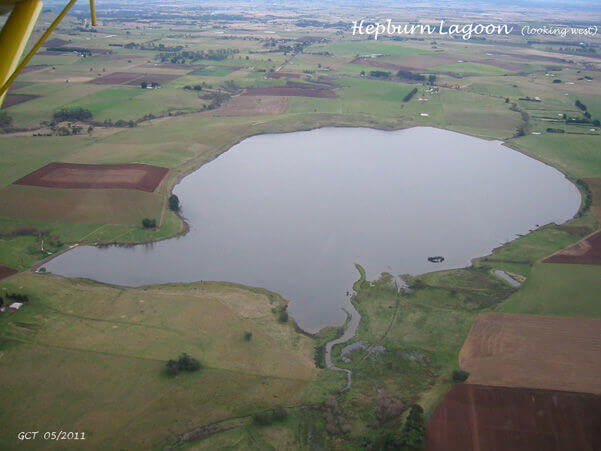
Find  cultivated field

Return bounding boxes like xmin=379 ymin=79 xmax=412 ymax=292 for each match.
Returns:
xmin=426 ymin=384 xmax=601 ymax=451
xmin=459 ymin=312 xmax=601 ymax=394
xmin=15 ymin=162 xmax=169 ymax=192
xmin=542 ymin=229 xmax=601 ymax=265
xmin=0 ymin=265 xmax=18 ymax=281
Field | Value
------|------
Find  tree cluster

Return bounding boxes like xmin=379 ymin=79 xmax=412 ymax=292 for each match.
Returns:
xmin=399 ymin=404 xmax=426 ymax=449
xmin=168 ymin=194 xmax=180 ymax=212
xmin=7 ymin=293 xmax=30 ymax=303
xmin=142 ymin=218 xmax=157 ymax=229
xmin=53 ymin=107 xmax=93 ymax=122
xmin=252 ymin=406 xmax=287 ymax=425
xmin=403 ymin=88 xmax=418 ymax=102
xmin=166 ymin=353 xmax=201 ymax=376
xmin=452 ymin=369 xmax=470 ymax=382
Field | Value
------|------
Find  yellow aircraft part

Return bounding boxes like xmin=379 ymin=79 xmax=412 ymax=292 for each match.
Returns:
xmin=90 ymin=0 xmax=96 ymax=26
xmin=0 ymin=0 xmax=42 ymax=107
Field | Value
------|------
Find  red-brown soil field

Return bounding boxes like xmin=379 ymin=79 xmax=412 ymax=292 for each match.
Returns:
xmin=3 ymin=94 xmax=39 ymax=108
xmin=89 ymin=71 xmax=180 ymax=86
xmin=426 ymin=384 xmax=601 ymax=451
xmin=459 ymin=313 xmax=601 ymax=394
xmin=139 ymin=63 xmax=204 ymax=70
xmin=43 ymin=38 xmax=69 ymax=48
xmin=267 ymin=72 xmax=302 ymax=79
xmin=244 ymin=81 xmax=337 ymax=98
xmin=353 ymin=54 xmax=458 ymax=71
xmin=542 ymin=229 xmax=601 ymax=265
xmin=0 ymin=265 xmax=18 ymax=281
xmin=243 ymin=87 xmax=337 ymax=98
xmin=210 ymin=95 xmax=288 ymax=116
xmin=21 ymin=64 xmax=47 ymax=73
xmin=123 ymin=73 xmax=180 ymax=85
xmin=89 ymin=72 xmax=146 ymax=85
xmin=14 ymin=163 xmax=169 ymax=193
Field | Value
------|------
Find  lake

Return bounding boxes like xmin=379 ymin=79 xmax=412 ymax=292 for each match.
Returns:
xmin=44 ymin=127 xmax=581 ymax=332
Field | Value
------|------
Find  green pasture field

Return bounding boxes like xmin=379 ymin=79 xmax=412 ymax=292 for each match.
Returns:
xmin=0 ymin=273 xmax=317 ymax=449
xmin=499 ymin=263 xmax=601 ymax=318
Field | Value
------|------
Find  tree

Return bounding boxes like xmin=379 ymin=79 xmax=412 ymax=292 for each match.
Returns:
xmin=244 ymin=331 xmax=253 ymax=341
xmin=0 ymin=296 xmax=4 ymax=307
xmin=165 ymin=353 xmax=202 ymax=376
xmin=141 ymin=81 xmax=148 ymax=89
xmin=142 ymin=218 xmax=157 ymax=229
xmin=273 ymin=405 xmax=287 ymax=421
xmin=399 ymin=404 xmax=425 ymax=450
xmin=452 ymin=369 xmax=470 ymax=382
xmin=278 ymin=310 xmax=288 ymax=323
xmin=168 ymin=194 xmax=180 ymax=211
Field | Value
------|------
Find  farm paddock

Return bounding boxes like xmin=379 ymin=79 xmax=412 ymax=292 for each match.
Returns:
xmin=459 ymin=312 xmax=601 ymax=394
xmin=426 ymin=384 xmax=601 ymax=451
xmin=0 ymin=265 xmax=18 ymax=281
xmin=542 ymin=229 xmax=601 ymax=265
xmin=14 ymin=163 xmax=169 ymax=193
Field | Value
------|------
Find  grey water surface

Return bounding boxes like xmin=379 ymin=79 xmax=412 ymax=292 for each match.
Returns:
xmin=44 ymin=127 xmax=580 ymax=332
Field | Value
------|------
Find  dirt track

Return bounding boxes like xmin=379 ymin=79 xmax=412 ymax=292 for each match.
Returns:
xmin=459 ymin=312 xmax=601 ymax=394
xmin=14 ymin=163 xmax=169 ymax=193
xmin=426 ymin=384 xmax=601 ymax=451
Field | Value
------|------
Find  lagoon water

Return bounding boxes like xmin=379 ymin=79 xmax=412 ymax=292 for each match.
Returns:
xmin=45 ymin=127 xmax=580 ymax=332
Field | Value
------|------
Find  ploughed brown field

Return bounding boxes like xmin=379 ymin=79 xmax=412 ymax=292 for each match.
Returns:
xmin=43 ymin=38 xmax=69 ymax=48
xmin=210 ymin=95 xmax=288 ymax=116
xmin=426 ymin=384 xmax=601 ymax=451
xmin=352 ymin=54 xmax=457 ymax=71
xmin=89 ymin=72 xmax=180 ymax=86
xmin=21 ymin=64 xmax=47 ymax=74
xmin=266 ymin=72 xmax=302 ymax=79
xmin=243 ymin=81 xmax=337 ymax=98
xmin=139 ymin=63 xmax=204 ymax=70
xmin=542 ymin=229 xmax=601 ymax=265
xmin=459 ymin=313 xmax=601 ymax=394
xmin=3 ymin=94 xmax=39 ymax=108
xmin=14 ymin=163 xmax=169 ymax=193
xmin=0 ymin=265 xmax=18 ymax=281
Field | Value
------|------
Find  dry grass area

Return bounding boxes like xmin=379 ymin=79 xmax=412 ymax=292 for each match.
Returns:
xmin=459 ymin=312 xmax=601 ymax=394
xmin=0 ymin=273 xmax=317 ymax=449
xmin=0 ymin=185 xmax=164 ymax=225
